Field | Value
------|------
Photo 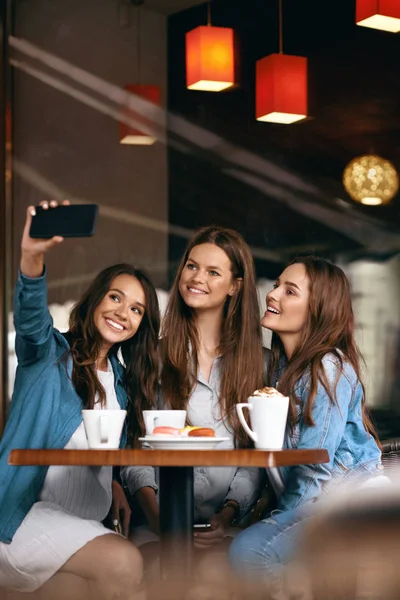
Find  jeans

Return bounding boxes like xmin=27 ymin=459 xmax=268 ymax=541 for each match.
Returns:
xmin=229 ymin=507 xmax=312 ymax=576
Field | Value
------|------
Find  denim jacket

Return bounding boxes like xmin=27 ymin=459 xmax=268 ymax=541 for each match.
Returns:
xmin=0 ymin=270 xmax=127 ymax=543
xmin=275 ymin=353 xmax=382 ymax=512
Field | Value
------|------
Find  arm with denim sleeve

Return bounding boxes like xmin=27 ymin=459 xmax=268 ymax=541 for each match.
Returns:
xmin=14 ymin=269 xmax=54 ymax=367
xmin=277 ymin=360 xmax=352 ymax=512
xmin=223 ymin=467 xmax=267 ymax=519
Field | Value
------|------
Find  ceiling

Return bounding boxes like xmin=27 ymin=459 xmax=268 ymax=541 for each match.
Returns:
xmin=143 ymin=0 xmax=203 ymax=15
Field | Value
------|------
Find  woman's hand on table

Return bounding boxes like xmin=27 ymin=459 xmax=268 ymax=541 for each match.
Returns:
xmin=111 ymin=480 xmax=131 ymax=537
xmin=21 ymin=200 xmax=69 ymax=278
xmin=194 ymin=506 xmax=236 ymax=548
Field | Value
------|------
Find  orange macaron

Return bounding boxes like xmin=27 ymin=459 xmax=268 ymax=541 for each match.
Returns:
xmin=187 ymin=427 xmax=215 ymax=438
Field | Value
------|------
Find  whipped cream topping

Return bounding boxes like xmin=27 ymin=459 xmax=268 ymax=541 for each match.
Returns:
xmin=252 ymin=386 xmax=285 ymax=398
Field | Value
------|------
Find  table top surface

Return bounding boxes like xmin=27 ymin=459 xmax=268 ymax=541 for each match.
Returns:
xmin=9 ymin=447 xmax=329 ymax=468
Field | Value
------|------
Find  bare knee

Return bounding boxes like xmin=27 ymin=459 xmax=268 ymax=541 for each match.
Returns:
xmin=64 ymin=534 xmax=143 ymax=593
xmin=195 ymin=547 xmax=231 ymax=584
xmin=101 ymin=539 xmax=143 ymax=588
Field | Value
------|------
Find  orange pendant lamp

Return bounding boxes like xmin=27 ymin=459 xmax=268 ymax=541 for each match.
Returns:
xmin=119 ymin=7 xmax=160 ymax=145
xmin=256 ymin=0 xmax=308 ymax=124
xmin=186 ymin=3 xmax=234 ymax=92
xmin=356 ymin=0 xmax=400 ymax=33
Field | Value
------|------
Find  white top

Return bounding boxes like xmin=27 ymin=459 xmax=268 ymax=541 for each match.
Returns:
xmin=39 ymin=365 xmax=120 ymax=516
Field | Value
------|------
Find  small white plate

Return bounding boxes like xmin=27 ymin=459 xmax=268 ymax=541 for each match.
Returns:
xmin=138 ymin=436 xmax=230 ymax=450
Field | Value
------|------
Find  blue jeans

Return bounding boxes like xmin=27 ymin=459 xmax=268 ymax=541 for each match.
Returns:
xmin=229 ymin=507 xmax=312 ymax=576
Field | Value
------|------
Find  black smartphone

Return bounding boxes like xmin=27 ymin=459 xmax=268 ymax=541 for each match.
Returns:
xmin=29 ymin=204 xmax=99 ymax=239
xmin=193 ymin=523 xmax=211 ymax=532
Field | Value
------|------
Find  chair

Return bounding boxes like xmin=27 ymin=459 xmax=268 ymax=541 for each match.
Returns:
xmin=381 ymin=438 xmax=400 ymax=478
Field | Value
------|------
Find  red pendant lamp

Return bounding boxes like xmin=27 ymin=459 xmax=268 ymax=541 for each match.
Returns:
xmin=186 ymin=3 xmax=234 ymax=92
xmin=256 ymin=0 xmax=308 ymax=124
xmin=356 ymin=0 xmax=400 ymax=33
xmin=119 ymin=7 xmax=160 ymax=145
xmin=119 ymin=85 xmax=160 ymax=145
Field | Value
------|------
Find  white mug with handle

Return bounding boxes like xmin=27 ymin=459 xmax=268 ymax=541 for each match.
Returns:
xmin=236 ymin=394 xmax=289 ymax=449
xmin=82 ymin=409 xmax=127 ymax=449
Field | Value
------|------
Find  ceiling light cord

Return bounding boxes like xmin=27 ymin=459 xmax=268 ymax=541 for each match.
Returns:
xmin=136 ymin=6 xmax=141 ymax=83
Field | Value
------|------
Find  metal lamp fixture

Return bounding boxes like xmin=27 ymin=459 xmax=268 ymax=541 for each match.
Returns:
xmin=343 ymin=154 xmax=399 ymax=206
xmin=119 ymin=4 xmax=160 ymax=145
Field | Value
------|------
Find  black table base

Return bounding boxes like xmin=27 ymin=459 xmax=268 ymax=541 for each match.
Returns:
xmin=159 ymin=466 xmax=194 ymax=578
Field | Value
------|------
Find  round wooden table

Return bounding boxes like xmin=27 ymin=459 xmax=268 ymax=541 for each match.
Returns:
xmin=9 ymin=447 xmax=329 ymax=577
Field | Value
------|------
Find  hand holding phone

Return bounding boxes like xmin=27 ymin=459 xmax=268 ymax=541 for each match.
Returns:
xmin=29 ymin=203 xmax=98 ymax=239
xmin=193 ymin=523 xmax=212 ymax=533
xmin=21 ymin=200 xmax=71 ymax=278
xmin=193 ymin=514 xmax=227 ymax=547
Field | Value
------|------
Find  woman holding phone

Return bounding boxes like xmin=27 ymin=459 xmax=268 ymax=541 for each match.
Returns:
xmin=0 ymin=201 xmax=160 ymax=600
xmin=122 ymin=225 xmax=266 ymax=565
xmin=229 ymin=257 xmax=382 ymax=580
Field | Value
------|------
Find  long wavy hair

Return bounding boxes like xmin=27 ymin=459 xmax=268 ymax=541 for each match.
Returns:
xmin=267 ymin=256 xmax=379 ymax=443
xmin=161 ymin=226 xmax=264 ymax=447
xmin=67 ymin=263 xmax=160 ymax=445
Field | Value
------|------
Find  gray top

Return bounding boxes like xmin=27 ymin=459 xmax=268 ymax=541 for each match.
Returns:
xmin=121 ymin=356 xmax=266 ymax=522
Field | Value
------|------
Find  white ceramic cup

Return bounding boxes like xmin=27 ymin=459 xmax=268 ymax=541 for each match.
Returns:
xmin=236 ymin=395 xmax=289 ymax=449
xmin=82 ymin=409 xmax=127 ymax=449
xmin=143 ymin=410 xmax=187 ymax=435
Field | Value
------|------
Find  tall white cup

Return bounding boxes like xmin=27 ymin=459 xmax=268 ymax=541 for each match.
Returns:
xmin=143 ymin=410 xmax=187 ymax=435
xmin=82 ymin=409 xmax=127 ymax=449
xmin=236 ymin=395 xmax=289 ymax=449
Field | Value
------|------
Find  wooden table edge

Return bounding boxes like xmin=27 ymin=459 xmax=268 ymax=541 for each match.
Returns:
xmin=9 ymin=448 xmax=329 ymax=468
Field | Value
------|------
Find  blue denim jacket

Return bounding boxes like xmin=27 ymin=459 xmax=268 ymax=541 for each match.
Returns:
xmin=275 ymin=353 xmax=382 ymax=512
xmin=0 ymin=270 xmax=127 ymax=543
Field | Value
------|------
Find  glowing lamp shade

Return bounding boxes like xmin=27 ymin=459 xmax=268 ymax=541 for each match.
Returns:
xmin=343 ymin=154 xmax=399 ymax=206
xmin=256 ymin=53 xmax=308 ymax=124
xmin=186 ymin=26 xmax=234 ymax=92
xmin=119 ymin=85 xmax=160 ymax=145
xmin=356 ymin=0 xmax=400 ymax=32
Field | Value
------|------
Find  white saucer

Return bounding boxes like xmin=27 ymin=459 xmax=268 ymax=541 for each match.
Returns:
xmin=138 ymin=436 xmax=230 ymax=450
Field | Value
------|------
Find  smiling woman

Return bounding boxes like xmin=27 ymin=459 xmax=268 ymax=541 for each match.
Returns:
xmin=93 ymin=275 xmax=147 ymax=365
xmin=122 ymin=225 xmax=266 ymax=576
xmin=178 ymin=242 xmax=238 ymax=314
xmin=229 ymin=256 xmax=383 ymax=581
xmin=261 ymin=262 xmax=311 ymax=360
xmin=0 ymin=201 xmax=160 ymax=600
xmin=66 ymin=261 xmax=159 ymax=440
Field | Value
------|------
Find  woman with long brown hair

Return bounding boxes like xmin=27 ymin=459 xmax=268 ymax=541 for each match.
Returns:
xmin=229 ymin=256 xmax=383 ymax=579
xmin=0 ymin=201 xmax=160 ymax=600
xmin=123 ymin=225 xmax=266 ymax=550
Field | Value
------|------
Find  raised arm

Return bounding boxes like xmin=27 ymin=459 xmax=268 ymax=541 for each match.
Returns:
xmin=15 ymin=201 xmax=67 ymax=366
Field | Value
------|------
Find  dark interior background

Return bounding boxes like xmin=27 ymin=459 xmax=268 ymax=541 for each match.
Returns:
xmin=167 ymin=0 xmax=400 ymax=281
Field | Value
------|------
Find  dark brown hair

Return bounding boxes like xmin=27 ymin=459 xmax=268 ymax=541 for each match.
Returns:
xmin=68 ymin=263 xmax=160 ymax=445
xmin=161 ymin=226 xmax=264 ymax=447
xmin=267 ymin=256 xmax=379 ymax=443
